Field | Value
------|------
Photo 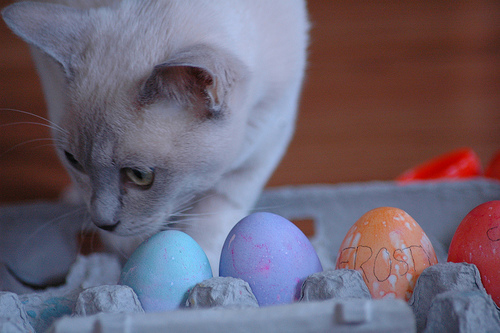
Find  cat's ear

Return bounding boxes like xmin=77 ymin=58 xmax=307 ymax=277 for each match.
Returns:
xmin=140 ymin=45 xmax=247 ymax=118
xmin=2 ymin=2 xmax=88 ymax=77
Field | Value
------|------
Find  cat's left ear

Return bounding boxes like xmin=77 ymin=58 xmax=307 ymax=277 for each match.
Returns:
xmin=2 ymin=2 xmax=88 ymax=77
xmin=140 ymin=45 xmax=248 ymax=118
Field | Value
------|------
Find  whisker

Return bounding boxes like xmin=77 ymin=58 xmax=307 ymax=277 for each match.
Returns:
xmin=161 ymin=192 xmax=245 ymax=231
xmin=166 ymin=217 xmax=201 ymax=224
xmin=172 ymin=193 xmax=197 ymax=211
xmin=18 ymin=206 xmax=86 ymax=253
xmin=0 ymin=138 xmax=57 ymax=158
xmin=169 ymin=211 xmax=195 ymax=218
xmin=162 ymin=216 xmax=209 ymax=232
xmin=169 ymin=193 xmax=216 ymax=217
xmin=111 ymin=244 xmax=128 ymax=261
xmin=32 ymin=143 xmax=60 ymax=150
xmin=248 ymin=202 xmax=291 ymax=214
xmin=188 ymin=193 xmax=216 ymax=206
xmin=0 ymin=121 xmax=66 ymax=135
xmin=162 ymin=224 xmax=187 ymax=232
xmin=0 ymin=108 xmax=68 ymax=135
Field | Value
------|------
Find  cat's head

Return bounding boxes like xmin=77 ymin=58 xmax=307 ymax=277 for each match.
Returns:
xmin=3 ymin=2 xmax=248 ymax=237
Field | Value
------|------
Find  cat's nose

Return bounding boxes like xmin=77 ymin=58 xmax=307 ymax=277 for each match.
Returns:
xmin=90 ymin=189 xmax=121 ymax=232
xmin=91 ymin=212 xmax=121 ymax=232
xmin=96 ymin=220 xmax=121 ymax=232
xmin=91 ymin=213 xmax=121 ymax=232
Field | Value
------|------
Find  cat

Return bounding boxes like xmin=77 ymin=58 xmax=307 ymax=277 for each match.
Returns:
xmin=2 ymin=0 xmax=309 ymax=275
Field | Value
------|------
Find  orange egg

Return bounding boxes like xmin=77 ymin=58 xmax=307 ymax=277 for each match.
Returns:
xmin=335 ymin=207 xmax=437 ymax=301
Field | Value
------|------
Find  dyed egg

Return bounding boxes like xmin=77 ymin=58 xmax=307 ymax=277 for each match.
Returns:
xmin=448 ymin=201 xmax=500 ymax=307
xmin=219 ymin=212 xmax=323 ymax=306
xmin=336 ymin=207 xmax=438 ymax=300
xmin=119 ymin=230 xmax=212 ymax=312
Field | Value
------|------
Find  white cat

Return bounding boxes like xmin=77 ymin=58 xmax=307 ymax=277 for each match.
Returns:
xmin=2 ymin=0 xmax=309 ymax=275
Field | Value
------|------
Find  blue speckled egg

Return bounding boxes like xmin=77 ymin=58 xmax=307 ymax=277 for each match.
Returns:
xmin=219 ymin=212 xmax=323 ymax=306
xmin=119 ymin=230 xmax=212 ymax=312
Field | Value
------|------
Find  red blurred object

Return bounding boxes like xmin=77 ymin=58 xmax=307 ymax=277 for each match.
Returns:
xmin=485 ymin=150 xmax=500 ymax=180
xmin=396 ymin=147 xmax=482 ymax=183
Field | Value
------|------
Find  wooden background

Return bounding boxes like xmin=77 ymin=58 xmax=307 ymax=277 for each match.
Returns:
xmin=1 ymin=1 xmax=499 ymax=204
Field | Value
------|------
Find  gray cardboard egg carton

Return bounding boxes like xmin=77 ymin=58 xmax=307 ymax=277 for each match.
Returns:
xmin=1 ymin=180 xmax=500 ymax=332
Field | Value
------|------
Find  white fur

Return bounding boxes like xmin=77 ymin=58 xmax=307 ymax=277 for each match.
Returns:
xmin=2 ymin=0 xmax=309 ymax=275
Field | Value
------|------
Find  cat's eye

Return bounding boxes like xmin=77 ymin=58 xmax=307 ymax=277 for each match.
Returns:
xmin=123 ymin=167 xmax=155 ymax=188
xmin=64 ymin=151 xmax=84 ymax=172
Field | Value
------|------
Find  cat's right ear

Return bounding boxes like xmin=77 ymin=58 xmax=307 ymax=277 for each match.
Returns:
xmin=139 ymin=45 xmax=248 ymax=119
xmin=2 ymin=2 xmax=88 ymax=77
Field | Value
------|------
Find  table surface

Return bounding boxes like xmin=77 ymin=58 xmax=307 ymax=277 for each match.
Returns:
xmin=1 ymin=0 xmax=499 ymax=203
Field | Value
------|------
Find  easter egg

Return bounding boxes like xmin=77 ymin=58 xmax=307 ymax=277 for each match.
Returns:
xmin=219 ymin=212 xmax=323 ymax=306
xmin=119 ymin=230 xmax=212 ymax=312
xmin=336 ymin=207 xmax=438 ymax=300
xmin=447 ymin=201 xmax=500 ymax=307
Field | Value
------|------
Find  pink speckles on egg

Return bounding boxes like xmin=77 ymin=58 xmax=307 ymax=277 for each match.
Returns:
xmin=258 ymin=261 xmax=271 ymax=273
xmin=336 ymin=207 xmax=438 ymax=301
xmin=119 ymin=230 xmax=212 ymax=312
xmin=219 ymin=212 xmax=323 ymax=306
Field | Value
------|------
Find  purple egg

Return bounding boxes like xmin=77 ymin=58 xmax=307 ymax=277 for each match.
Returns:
xmin=219 ymin=212 xmax=323 ymax=306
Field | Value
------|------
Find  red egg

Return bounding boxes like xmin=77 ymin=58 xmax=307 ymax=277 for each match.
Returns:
xmin=448 ymin=201 xmax=500 ymax=307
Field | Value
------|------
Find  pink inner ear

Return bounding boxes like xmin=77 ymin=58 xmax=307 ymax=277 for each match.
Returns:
xmin=138 ymin=44 xmax=247 ymax=114
xmin=139 ymin=63 xmax=222 ymax=118
xmin=190 ymin=66 xmax=214 ymax=87
xmin=157 ymin=65 xmax=216 ymax=107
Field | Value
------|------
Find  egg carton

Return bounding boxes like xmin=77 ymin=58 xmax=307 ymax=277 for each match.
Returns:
xmin=1 ymin=180 xmax=500 ymax=332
